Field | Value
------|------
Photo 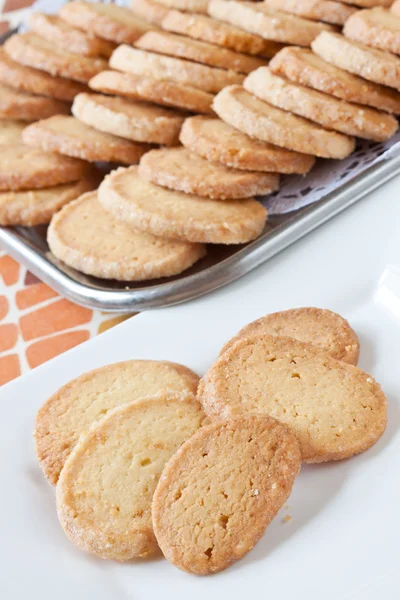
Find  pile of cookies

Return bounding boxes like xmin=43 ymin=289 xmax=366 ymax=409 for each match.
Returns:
xmin=34 ymin=307 xmax=387 ymax=575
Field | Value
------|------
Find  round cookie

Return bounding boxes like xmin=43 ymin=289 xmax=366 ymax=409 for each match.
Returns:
xmin=269 ymin=47 xmax=400 ymax=115
xmin=312 ymin=31 xmax=400 ymax=90
xmin=180 ymin=116 xmax=316 ymax=174
xmin=340 ymin=0 xmax=392 ymax=7
xmin=161 ymin=10 xmax=284 ymax=56
xmin=0 ymin=83 xmax=70 ymax=121
xmin=198 ymin=334 xmax=387 ymax=463
xmin=22 ymin=116 xmax=150 ymax=165
xmin=151 ymin=0 xmax=209 ymax=13
xmin=89 ymin=70 xmax=214 ymax=114
xmin=344 ymin=7 xmax=400 ymax=55
xmin=244 ymin=67 xmax=398 ymax=142
xmin=0 ymin=145 xmax=88 ymax=191
xmin=4 ymin=33 xmax=107 ymax=84
xmin=48 ymin=191 xmax=206 ymax=281
xmin=60 ymin=1 xmax=152 ymax=44
xmin=135 ymin=30 xmax=267 ymax=74
xmin=131 ymin=0 xmax=170 ymax=25
xmin=0 ymin=178 xmax=96 ymax=227
xmin=262 ymin=0 xmax=356 ymax=25
xmin=220 ymin=307 xmax=360 ymax=364
xmin=56 ymin=395 xmax=205 ymax=560
xmin=109 ymin=46 xmax=244 ymax=94
xmin=152 ymin=414 xmax=301 ymax=575
xmin=213 ymin=85 xmax=356 ymax=159
xmin=208 ymin=0 xmax=336 ymax=47
xmin=35 ymin=359 xmax=201 ymax=485
xmin=139 ymin=147 xmax=280 ymax=200
xmin=98 ymin=165 xmax=268 ymax=244
xmin=0 ymin=48 xmax=87 ymax=102
xmin=0 ymin=119 xmax=27 ymax=145
xmin=72 ymin=92 xmax=185 ymax=146
xmin=29 ymin=13 xmax=115 ymax=58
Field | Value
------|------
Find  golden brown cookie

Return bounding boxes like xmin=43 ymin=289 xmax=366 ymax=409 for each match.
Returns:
xmin=139 ymin=147 xmax=280 ymax=199
xmin=0 ymin=145 xmax=88 ymax=191
xmin=89 ymin=70 xmax=214 ymax=114
xmin=35 ymin=359 xmax=201 ymax=485
xmin=344 ymin=7 xmax=400 ymax=55
xmin=131 ymin=0 xmax=170 ymax=25
xmin=98 ymin=165 xmax=268 ymax=244
xmin=312 ymin=31 xmax=400 ymax=90
xmin=0 ymin=48 xmax=87 ymax=102
xmin=0 ymin=82 xmax=69 ymax=121
xmin=48 ymin=191 xmax=206 ymax=281
xmin=153 ymin=0 xmax=209 ymax=13
xmin=56 ymin=395 xmax=205 ymax=560
xmin=72 ymin=92 xmax=184 ymax=146
xmin=198 ymin=335 xmax=387 ymax=463
xmin=162 ymin=10 xmax=284 ymax=56
xmin=208 ymin=0 xmax=336 ymax=46
xmin=0 ymin=178 xmax=96 ymax=227
xmin=22 ymin=116 xmax=150 ymax=165
xmin=60 ymin=1 xmax=152 ymax=44
xmin=180 ymin=116 xmax=316 ymax=173
xmin=109 ymin=45 xmax=244 ymax=93
xmin=269 ymin=47 xmax=400 ymax=114
xmin=262 ymin=0 xmax=356 ymax=25
xmin=244 ymin=67 xmax=398 ymax=141
xmin=29 ymin=13 xmax=116 ymax=57
xmin=341 ymin=0 xmax=392 ymax=7
xmin=135 ymin=30 xmax=267 ymax=73
xmin=152 ymin=414 xmax=301 ymax=575
xmin=220 ymin=307 xmax=360 ymax=364
xmin=0 ymin=119 xmax=26 ymax=145
xmin=213 ymin=85 xmax=356 ymax=159
xmin=4 ymin=33 xmax=107 ymax=84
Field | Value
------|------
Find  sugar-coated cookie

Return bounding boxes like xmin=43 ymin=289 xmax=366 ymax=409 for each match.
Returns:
xmin=0 ymin=119 xmax=26 ymax=145
xmin=262 ymin=0 xmax=356 ymax=25
xmin=152 ymin=0 xmax=209 ymax=13
xmin=0 ymin=83 xmax=69 ymax=121
xmin=344 ymin=7 xmax=400 ymax=55
xmin=131 ymin=0 xmax=170 ymax=25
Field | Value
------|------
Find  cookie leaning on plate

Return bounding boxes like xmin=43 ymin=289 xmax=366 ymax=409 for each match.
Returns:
xmin=198 ymin=334 xmax=387 ymax=462
xmin=35 ymin=358 xmax=201 ymax=485
xmin=48 ymin=191 xmax=206 ymax=282
xmin=220 ymin=307 xmax=360 ymax=364
xmin=152 ymin=414 xmax=301 ymax=574
xmin=343 ymin=7 xmax=400 ymax=56
xmin=139 ymin=147 xmax=280 ymax=200
xmin=56 ymin=395 xmax=205 ymax=560
xmin=98 ymin=166 xmax=268 ymax=244
xmin=0 ymin=83 xmax=69 ymax=121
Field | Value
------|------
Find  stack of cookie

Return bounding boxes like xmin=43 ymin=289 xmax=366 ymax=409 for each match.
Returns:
xmin=34 ymin=308 xmax=388 ymax=574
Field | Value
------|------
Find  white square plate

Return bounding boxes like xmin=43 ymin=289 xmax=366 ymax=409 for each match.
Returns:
xmin=1 ymin=177 xmax=400 ymax=600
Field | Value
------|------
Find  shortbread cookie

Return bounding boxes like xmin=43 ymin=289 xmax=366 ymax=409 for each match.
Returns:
xmin=72 ymin=92 xmax=184 ymax=145
xmin=135 ymin=31 xmax=267 ymax=73
xmin=131 ymin=0 xmax=169 ymax=25
xmin=244 ymin=68 xmax=398 ymax=141
xmin=0 ymin=119 xmax=27 ymax=145
xmin=198 ymin=335 xmax=387 ymax=462
xmin=0 ymin=83 xmax=69 ymax=121
xmin=36 ymin=359 xmax=201 ymax=484
xmin=139 ymin=147 xmax=280 ymax=199
xmin=154 ymin=0 xmax=208 ymax=13
xmin=344 ymin=7 xmax=400 ymax=55
xmin=180 ymin=116 xmax=316 ymax=173
xmin=0 ymin=179 xmax=96 ymax=227
xmin=98 ymin=166 xmax=267 ymax=244
xmin=110 ymin=46 xmax=244 ymax=93
xmin=162 ymin=10 xmax=284 ymax=56
xmin=0 ymin=145 xmax=88 ymax=191
xmin=213 ymin=86 xmax=356 ymax=159
xmin=392 ymin=0 xmax=400 ymax=17
xmin=208 ymin=0 xmax=335 ymax=47
xmin=220 ymin=307 xmax=360 ymax=364
xmin=0 ymin=48 xmax=87 ymax=102
xmin=22 ymin=116 xmax=150 ymax=165
xmin=29 ymin=13 xmax=115 ymax=57
xmin=312 ymin=31 xmax=400 ymax=90
xmin=60 ymin=1 xmax=152 ymax=44
xmin=152 ymin=414 xmax=301 ymax=575
xmin=56 ymin=395 xmax=205 ymax=560
xmin=48 ymin=191 xmax=206 ymax=281
xmin=341 ymin=0 xmax=392 ymax=7
xmin=89 ymin=70 xmax=214 ymax=114
xmin=269 ymin=47 xmax=400 ymax=114
xmin=262 ymin=0 xmax=356 ymax=25
xmin=4 ymin=33 xmax=107 ymax=83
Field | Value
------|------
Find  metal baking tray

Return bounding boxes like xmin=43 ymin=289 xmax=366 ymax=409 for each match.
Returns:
xmin=2 ymin=151 xmax=400 ymax=312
